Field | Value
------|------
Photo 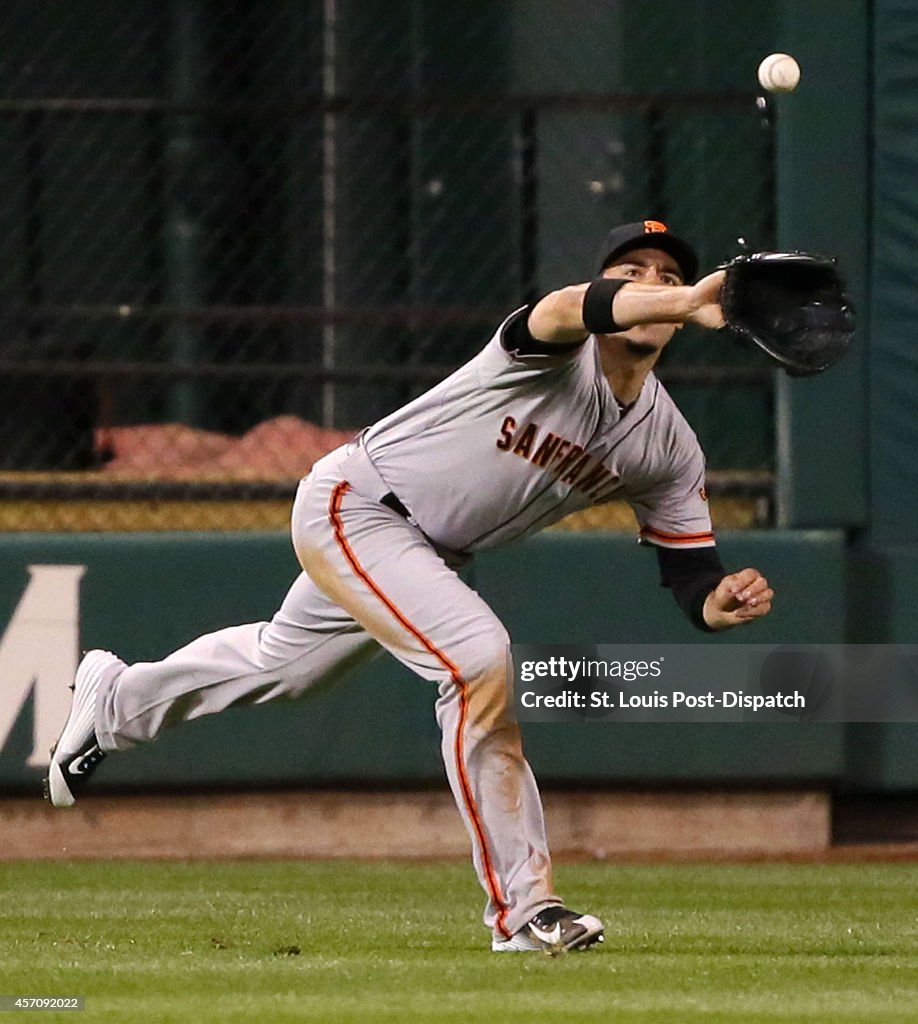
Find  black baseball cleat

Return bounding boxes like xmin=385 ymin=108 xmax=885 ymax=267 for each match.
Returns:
xmin=44 ymin=649 xmax=125 ymax=808
xmin=491 ymin=905 xmax=605 ymax=953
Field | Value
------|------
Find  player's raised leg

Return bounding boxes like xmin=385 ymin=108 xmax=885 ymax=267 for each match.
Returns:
xmin=45 ymin=572 xmax=378 ymax=807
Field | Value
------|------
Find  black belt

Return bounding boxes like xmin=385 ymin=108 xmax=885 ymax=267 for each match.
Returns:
xmin=380 ymin=491 xmax=412 ymax=520
xmin=380 ymin=490 xmax=469 ymax=569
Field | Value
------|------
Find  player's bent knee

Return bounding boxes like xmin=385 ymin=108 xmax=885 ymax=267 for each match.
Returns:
xmin=448 ymin=626 xmax=516 ymax=731
xmin=453 ymin=625 xmax=511 ymax=688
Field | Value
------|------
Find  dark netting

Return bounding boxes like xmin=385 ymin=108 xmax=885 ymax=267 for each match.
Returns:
xmin=0 ymin=0 xmax=779 ymax=529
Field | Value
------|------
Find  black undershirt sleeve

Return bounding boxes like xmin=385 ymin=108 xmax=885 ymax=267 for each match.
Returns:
xmin=654 ymin=545 xmax=726 ymax=633
xmin=500 ymin=304 xmax=586 ymax=356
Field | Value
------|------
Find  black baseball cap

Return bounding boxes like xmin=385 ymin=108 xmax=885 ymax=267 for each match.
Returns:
xmin=597 ymin=219 xmax=699 ymax=283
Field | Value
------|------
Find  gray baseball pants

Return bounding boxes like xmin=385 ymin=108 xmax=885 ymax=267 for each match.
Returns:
xmin=95 ymin=442 xmax=560 ymax=940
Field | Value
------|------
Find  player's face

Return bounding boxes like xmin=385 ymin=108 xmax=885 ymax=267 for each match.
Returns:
xmin=602 ymin=247 xmax=685 ymax=353
xmin=605 ymin=248 xmax=685 ymax=288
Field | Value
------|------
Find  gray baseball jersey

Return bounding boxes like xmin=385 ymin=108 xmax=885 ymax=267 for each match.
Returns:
xmin=364 ymin=306 xmax=715 ymax=552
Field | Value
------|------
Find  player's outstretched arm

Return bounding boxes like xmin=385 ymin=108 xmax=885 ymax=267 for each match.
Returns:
xmin=526 ymin=284 xmax=594 ymax=344
xmin=610 ymin=270 xmax=726 ymax=331
xmin=702 ymin=567 xmax=774 ymax=630
xmin=528 ymin=270 xmax=726 ymax=344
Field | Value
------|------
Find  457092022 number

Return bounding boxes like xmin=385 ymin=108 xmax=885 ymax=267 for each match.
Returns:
xmin=0 ymin=996 xmax=84 ymax=1011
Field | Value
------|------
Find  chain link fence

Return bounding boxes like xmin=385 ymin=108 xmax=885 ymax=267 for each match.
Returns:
xmin=0 ymin=0 xmax=778 ymax=531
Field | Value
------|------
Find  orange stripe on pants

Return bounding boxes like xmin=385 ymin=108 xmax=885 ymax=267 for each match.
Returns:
xmin=328 ymin=481 xmax=511 ymax=939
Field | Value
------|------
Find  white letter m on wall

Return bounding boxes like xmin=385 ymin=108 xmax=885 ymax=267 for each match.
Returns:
xmin=0 ymin=565 xmax=85 ymax=768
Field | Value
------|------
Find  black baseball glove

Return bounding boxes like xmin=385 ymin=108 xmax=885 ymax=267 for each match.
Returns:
xmin=719 ymin=251 xmax=855 ymax=376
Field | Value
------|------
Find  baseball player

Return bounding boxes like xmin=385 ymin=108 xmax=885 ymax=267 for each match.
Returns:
xmin=46 ymin=220 xmax=773 ymax=954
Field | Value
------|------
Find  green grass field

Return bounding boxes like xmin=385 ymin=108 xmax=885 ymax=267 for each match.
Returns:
xmin=2 ymin=860 xmax=916 ymax=1023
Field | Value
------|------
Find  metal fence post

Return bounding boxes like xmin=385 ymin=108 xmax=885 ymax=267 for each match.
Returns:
xmin=163 ymin=0 xmax=207 ymax=426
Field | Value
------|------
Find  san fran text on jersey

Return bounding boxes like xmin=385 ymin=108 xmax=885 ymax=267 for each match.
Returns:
xmin=495 ymin=415 xmax=618 ymax=502
xmin=362 ymin=308 xmax=715 ymax=553
xmin=519 ymin=690 xmax=808 ymax=711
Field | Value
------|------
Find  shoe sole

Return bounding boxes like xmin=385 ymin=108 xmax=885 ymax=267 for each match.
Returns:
xmin=491 ymin=932 xmax=545 ymax=952
xmin=492 ymin=914 xmax=605 ymax=953
xmin=45 ymin=757 xmax=74 ymax=808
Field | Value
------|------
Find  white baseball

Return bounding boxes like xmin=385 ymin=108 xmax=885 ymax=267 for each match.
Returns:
xmin=757 ymin=53 xmax=801 ymax=93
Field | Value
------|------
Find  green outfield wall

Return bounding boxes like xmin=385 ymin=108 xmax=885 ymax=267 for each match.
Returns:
xmin=2 ymin=529 xmax=915 ymax=795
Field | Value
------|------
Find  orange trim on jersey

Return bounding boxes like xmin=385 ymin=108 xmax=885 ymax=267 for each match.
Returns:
xmin=328 ymin=480 xmax=512 ymax=939
xmin=640 ymin=525 xmax=716 ymax=545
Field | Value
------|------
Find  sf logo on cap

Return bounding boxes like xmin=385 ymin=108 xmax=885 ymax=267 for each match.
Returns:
xmin=644 ymin=220 xmax=668 ymax=234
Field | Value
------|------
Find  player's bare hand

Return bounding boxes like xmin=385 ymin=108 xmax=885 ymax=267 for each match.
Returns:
xmin=686 ymin=270 xmax=726 ymax=330
xmin=702 ymin=567 xmax=773 ymax=630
